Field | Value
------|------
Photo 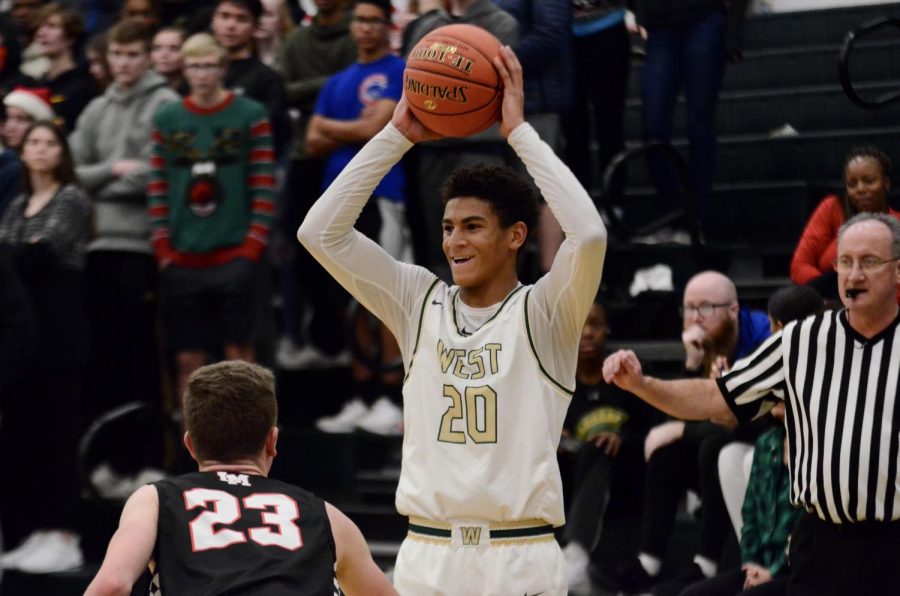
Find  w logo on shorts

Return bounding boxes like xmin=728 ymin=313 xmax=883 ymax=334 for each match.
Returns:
xmin=459 ymin=526 xmax=482 ymax=545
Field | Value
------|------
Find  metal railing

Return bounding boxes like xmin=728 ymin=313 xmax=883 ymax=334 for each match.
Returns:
xmin=598 ymin=140 xmax=700 ymax=246
xmin=840 ymin=16 xmax=900 ymax=109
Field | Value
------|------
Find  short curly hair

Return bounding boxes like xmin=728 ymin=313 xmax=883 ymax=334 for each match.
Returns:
xmin=440 ymin=164 xmax=540 ymax=240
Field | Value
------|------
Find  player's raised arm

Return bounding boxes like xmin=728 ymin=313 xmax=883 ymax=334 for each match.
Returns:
xmin=493 ymin=46 xmax=607 ymax=382
xmin=296 ymin=108 xmax=437 ymax=344
xmin=84 ymin=485 xmax=159 ymax=596
xmin=326 ymin=503 xmax=398 ymax=596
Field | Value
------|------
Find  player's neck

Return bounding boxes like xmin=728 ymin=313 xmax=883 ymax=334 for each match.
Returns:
xmin=199 ymin=461 xmax=268 ymax=477
xmin=458 ymin=275 xmax=519 ymax=308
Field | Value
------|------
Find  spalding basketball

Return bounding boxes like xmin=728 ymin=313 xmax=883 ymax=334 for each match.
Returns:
xmin=404 ymin=24 xmax=503 ymax=137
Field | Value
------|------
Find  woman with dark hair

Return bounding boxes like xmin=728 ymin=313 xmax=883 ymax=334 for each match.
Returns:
xmin=790 ymin=146 xmax=900 ymax=302
xmin=0 ymin=120 xmax=91 ymax=573
xmin=85 ymin=31 xmax=112 ymax=92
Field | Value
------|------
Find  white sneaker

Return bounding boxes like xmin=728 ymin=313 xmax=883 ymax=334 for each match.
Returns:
xmin=91 ymin=463 xmax=135 ymax=500
xmin=0 ymin=531 xmax=50 ymax=568
xmin=316 ymin=398 xmax=370 ymax=433
xmin=355 ymin=397 xmax=403 ymax=436
xmin=769 ymin=123 xmax=799 ymax=138
xmin=9 ymin=530 xmax=83 ymax=573
xmin=278 ymin=344 xmax=350 ymax=370
xmin=563 ymin=542 xmax=592 ymax=595
xmin=275 ymin=336 xmax=306 ymax=370
xmin=631 ymin=227 xmax=691 ymax=245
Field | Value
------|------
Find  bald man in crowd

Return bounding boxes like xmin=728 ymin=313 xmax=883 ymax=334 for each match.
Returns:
xmin=605 ymin=271 xmax=771 ymax=594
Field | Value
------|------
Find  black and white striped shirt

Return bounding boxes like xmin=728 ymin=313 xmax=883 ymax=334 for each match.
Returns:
xmin=717 ymin=309 xmax=900 ymax=524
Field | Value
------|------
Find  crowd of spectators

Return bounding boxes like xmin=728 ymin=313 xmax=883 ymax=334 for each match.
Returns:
xmin=0 ymin=1 xmax=896 ymax=594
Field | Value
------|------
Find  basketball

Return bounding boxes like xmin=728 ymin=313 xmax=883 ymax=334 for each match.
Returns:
xmin=404 ymin=24 xmax=503 ymax=137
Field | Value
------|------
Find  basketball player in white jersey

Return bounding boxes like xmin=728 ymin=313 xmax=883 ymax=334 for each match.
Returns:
xmin=298 ymin=46 xmax=607 ymax=595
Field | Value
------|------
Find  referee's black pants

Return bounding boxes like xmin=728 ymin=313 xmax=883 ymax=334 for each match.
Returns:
xmin=788 ymin=514 xmax=900 ymax=595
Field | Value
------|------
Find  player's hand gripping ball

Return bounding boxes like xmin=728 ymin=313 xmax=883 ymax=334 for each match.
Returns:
xmin=403 ymin=24 xmax=502 ymax=137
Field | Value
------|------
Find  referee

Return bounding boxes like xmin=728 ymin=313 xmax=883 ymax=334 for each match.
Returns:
xmin=603 ymin=212 xmax=900 ymax=595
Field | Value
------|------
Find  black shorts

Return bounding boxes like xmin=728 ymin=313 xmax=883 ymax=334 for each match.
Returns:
xmin=161 ymin=259 xmax=259 ymax=352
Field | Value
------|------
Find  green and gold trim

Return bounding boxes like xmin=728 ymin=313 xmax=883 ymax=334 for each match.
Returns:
xmin=403 ymin=278 xmax=442 ymax=385
xmin=451 ymin=285 xmax=526 ymax=337
xmin=523 ymin=290 xmax=575 ymax=396
xmin=406 ymin=517 xmax=556 ymax=545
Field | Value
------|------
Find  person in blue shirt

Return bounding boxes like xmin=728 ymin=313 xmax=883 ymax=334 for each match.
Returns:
xmin=305 ymin=0 xmax=410 ymax=436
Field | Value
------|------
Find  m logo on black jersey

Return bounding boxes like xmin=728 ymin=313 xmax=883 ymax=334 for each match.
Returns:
xmin=217 ymin=471 xmax=251 ymax=486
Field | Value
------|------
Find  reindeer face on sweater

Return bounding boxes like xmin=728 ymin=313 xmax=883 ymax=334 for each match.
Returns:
xmin=158 ymin=126 xmax=245 ymax=218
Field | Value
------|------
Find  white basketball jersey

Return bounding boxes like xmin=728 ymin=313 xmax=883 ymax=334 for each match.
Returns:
xmin=396 ymin=282 xmax=573 ymax=526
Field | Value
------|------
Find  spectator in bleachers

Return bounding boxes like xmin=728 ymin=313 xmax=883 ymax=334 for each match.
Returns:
xmin=22 ymin=3 xmax=95 ymax=131
xmin=272 ymin=0 xmax=356 ymax=369
xmin=0 ymin=12 xmax=23 ymax=96
xmin=211 ymin=0 xmax=290 ymax=159
xmin=681 ymin=402 xmax=799 ymax=596
xmin=151 ymin=26 xmax=186 ymax=92
xmin=495 ymin=0 xmax=572 ymax=272
xmin=69 ymin=20 xmax=181 ymax=422
xmin=400 ymin=0 xmax=518 ymax=277
xmin=148 ymin=33 xmax=275 ymax=402
xmin=306 ymin=0 xmax=408 ymax=435
xmin=606 ymin=270 xmax=770 ymax=595
xmin=634 ymin=0 xmax=749 ymax=236
xmin=119 ymin=0 xmax=162 ymax=32
xmin=9 ymin=0 xmax=43 ymax=73
xmin=9 ymin=0 xmax=41 ymax=46
xmin=1 ymin=86 xmax=55 ymax=216
xmin=254 ymin=0 xmax=293 ymax=66
xmin=718 ymin=284 xmax=823 ymax=542
xmin=561 ymin=296 xmax=660 ymax=594
xmin=85 ymin=31 xmax=112 ymax=92
xmin=562 ymin=0 xmax=630 ymax=206
xmin=790 ymin=146 xmax=900 ymax=303
xmin=0 ymin=120 xmax=91 ymax=573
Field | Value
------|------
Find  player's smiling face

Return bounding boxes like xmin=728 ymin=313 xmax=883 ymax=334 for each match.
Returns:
xmin=442 ymin=197 xmax=523 ymax=295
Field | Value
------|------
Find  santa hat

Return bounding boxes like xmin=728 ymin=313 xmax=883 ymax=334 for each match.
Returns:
xmin=3 ymin=86 xmax=55 ymax=122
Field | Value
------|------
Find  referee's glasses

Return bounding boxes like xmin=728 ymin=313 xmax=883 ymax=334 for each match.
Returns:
xmin=679 ymin=303 xmax=733 ymax=319
xmin=832 ymin=255 xmax=900 ymax=273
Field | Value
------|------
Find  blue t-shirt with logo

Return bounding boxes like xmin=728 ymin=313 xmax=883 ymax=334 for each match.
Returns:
xmin=315 ymin=54 xmax=405 ymax=203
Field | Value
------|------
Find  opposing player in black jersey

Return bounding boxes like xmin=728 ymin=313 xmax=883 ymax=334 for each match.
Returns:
xmin=85 ymin=360 xmax=396 ymax=596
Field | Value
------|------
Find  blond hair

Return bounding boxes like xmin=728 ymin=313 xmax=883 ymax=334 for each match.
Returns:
xmin=181 ymin=32 xmax=227 ymax=63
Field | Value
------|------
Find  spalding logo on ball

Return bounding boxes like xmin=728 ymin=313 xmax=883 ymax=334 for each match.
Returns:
xmin=403 ymin=24 xmax=502 ymax=137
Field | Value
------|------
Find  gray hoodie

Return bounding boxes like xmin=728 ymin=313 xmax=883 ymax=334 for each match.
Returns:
xmin=70 ymin=69 xmax=180 ymax=254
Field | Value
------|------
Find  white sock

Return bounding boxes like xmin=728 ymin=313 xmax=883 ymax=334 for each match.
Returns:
xmin=693 ymin=555 xmax=717 ymax=578
xmin=638 ymin=553 xmax=661 ymax=577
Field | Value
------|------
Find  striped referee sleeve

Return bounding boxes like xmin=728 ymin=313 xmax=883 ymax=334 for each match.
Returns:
xmin=717 ymin=332 xmax=787 ymax=423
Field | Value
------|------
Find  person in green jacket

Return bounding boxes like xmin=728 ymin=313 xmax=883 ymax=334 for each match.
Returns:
xmin=681 ymin=403 xmax=799 ymax=596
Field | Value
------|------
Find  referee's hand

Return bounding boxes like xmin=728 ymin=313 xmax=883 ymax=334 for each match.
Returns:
xmin=602 ymin=349 xmax=644 ymax=393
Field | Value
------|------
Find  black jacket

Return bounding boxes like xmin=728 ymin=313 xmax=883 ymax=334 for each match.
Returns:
xmin=225 ymin=56 xmax=291 ymax=160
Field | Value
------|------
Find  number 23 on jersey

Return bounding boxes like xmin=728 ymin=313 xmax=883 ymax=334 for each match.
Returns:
xmin=184 ymin=488 xmax=304 ymax=552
